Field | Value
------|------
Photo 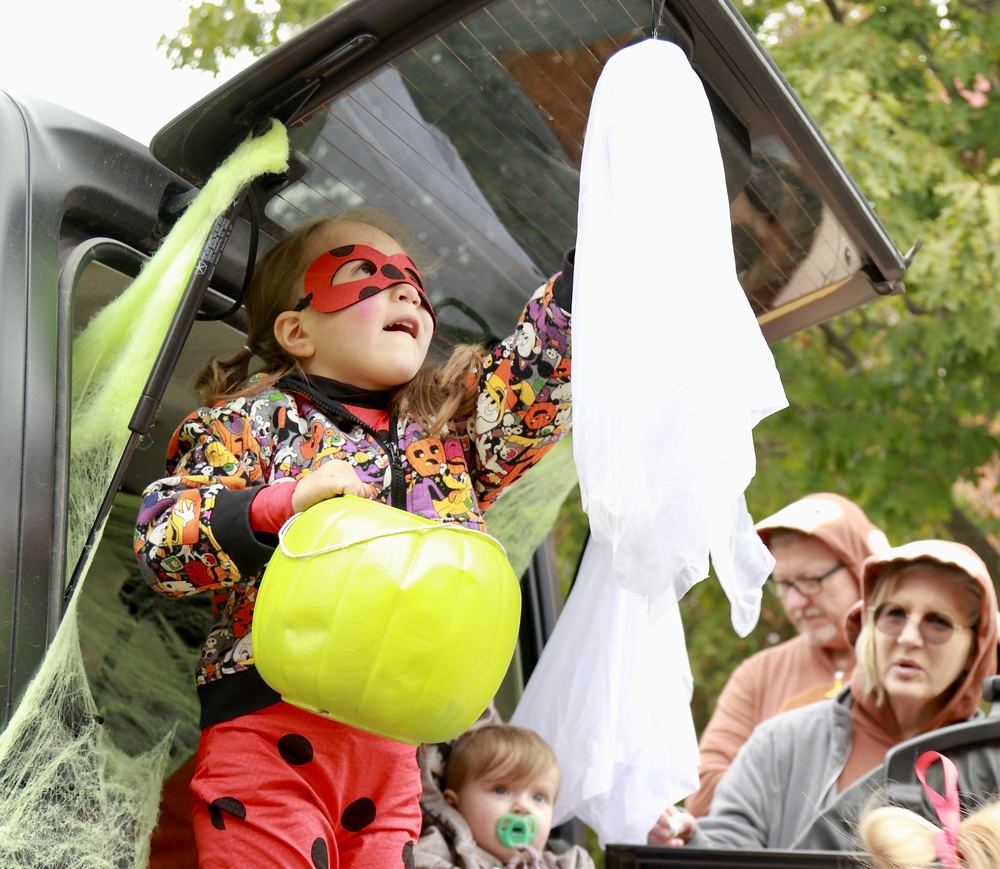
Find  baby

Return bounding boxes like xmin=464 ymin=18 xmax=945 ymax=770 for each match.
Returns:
xmin=416 ymin=723 xmax=594 ymax=868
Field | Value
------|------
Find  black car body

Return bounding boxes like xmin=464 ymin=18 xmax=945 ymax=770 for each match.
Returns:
xmin=0 ymin=0 xmax=916 ymax=864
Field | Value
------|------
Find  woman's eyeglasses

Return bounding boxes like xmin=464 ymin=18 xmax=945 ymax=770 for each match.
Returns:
xmin=766 ymin=562 xmax=845 ymax=598
xmin=871 ymin=602 xmax=971 ymax=645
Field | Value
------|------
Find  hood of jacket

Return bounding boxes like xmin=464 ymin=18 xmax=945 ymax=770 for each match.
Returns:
xmin=756 ymin=492 xmax=891 ymax=589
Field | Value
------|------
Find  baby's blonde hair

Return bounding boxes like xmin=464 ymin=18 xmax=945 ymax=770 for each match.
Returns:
xmin=445 ymin=724 xmax=559 ymax=794
xmin=860 ymin=802 xmax=1000 ymax=869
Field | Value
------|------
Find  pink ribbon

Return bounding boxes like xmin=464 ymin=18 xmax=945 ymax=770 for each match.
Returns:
xmin=914 ymin=750 xmax=962 ymax=869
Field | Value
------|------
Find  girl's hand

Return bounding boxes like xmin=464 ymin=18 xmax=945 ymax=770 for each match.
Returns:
xmin=292 ymin=460 xmax=371 ymax=512
xmin=647 ymin=806 xmax=695 ymax=847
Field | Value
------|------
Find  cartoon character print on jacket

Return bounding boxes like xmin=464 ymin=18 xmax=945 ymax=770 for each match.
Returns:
xmin=138 ymin=476 xmax=241 ymax=595
xmin=134 ymin=278 xmax=571 ymax=690
xmin=404 ymin=436 xmax=479 ymax=524
xmin=271 ymin=403 xmax=389 ymax=489
xmin=405 ymin=436 xmax=448 ymax=516
xmin=436 ymin=439 xmax=476 ymax=520
xmin=474 ymin=292 xmax=570 ymax=494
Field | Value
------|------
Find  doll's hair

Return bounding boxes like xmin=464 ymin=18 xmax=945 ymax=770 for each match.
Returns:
xmin=444 ymin=724 xmax=560 ymax=795
xmin=854 ymin=559 xmax=981 ymax=705
xmin=193 ymin=208 xmax=485 ymax=430
xmin=860 ymin=802 xmax=1000 ymax=869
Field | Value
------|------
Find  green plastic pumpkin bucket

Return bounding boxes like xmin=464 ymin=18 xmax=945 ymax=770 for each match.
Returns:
xmin=252 ymin=495 xmax=522 ymax=744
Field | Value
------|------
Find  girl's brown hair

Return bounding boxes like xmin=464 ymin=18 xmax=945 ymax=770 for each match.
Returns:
xmin=193 ymin=208 xmax=486 ymax=431
xmin=444 ymin=724 xmax=560 ymax=794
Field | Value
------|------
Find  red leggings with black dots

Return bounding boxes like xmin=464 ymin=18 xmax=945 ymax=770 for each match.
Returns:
xmin=189 ymin=702 xmax=422 ymax=868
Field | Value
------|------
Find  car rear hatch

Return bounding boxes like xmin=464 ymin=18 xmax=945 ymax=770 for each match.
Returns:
xmin=149 ymin=0 xmax=910 ymax=350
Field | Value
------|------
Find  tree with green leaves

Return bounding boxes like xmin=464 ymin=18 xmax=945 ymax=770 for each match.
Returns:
xmin=695 ymin=0 xmax=1000 ymax=727
xmin=162 ymin=0 xmax=349 ymax=73
xmin=746 ymin=1 xmax=999 ymax=553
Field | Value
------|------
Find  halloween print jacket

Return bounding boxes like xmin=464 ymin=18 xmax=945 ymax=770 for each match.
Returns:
xmin=134 ymin=276 xmax=571 ymax=727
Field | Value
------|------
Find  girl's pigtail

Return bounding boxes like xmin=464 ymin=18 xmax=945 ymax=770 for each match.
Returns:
xmin=957 ymin=803 xmax=1000 ymax=869
xmin=193 ymin=346 xmax=255 ymax=407
xmin=859 ymin=805 xmax=940 ymax=869
xmin=398 ymin=343 xmax=486 ymax=433
xmin=860 ymin=802 xmax=1000 ymax=869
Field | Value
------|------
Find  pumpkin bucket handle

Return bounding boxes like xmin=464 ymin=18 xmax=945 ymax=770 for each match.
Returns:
xmin=276 ymin=510 xmax=510 ymax=561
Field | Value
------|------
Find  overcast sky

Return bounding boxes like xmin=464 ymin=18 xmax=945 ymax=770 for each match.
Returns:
xmin=1 ymin=0 xmax=253 ymax=145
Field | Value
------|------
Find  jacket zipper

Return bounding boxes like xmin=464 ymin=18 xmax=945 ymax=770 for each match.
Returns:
xmin=377 ymin=413 xmax=406 ymax=510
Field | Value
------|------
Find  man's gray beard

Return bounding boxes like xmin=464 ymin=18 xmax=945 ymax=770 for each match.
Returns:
xmin=800 ymin=621 xmax=837 ymax=647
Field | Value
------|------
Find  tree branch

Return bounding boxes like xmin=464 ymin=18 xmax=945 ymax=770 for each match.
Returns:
xmin=822 ymin=0 xmax=844 ymax=23
xmin=819 ymin=322 xmax=860 ymax=369
xmin=947 ymin=507 xmax=1000 ymax=590
xmin=902 ymin=294 xmax=930 ymax=315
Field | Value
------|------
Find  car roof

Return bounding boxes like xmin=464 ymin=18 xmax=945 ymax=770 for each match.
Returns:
xmin=149 ymin=0 xmax=910 ymax=345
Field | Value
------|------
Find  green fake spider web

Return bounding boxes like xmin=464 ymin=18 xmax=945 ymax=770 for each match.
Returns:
xmin=0 ymin=121 xmax=290 ymax=868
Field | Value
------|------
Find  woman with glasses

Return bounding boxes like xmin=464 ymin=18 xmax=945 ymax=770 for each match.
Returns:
xmin=649 ymin=540 xmax=999 ymax=851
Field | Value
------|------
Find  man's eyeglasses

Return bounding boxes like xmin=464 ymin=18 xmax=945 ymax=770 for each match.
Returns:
xmin=767 ymin=562 xmax=845 ymax=599
xmin=870 ymin=602 xmax=970 ymax=646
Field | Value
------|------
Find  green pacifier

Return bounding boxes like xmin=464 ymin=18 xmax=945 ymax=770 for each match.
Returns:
xmin=496 ymin=813 xmax=538 ymax=848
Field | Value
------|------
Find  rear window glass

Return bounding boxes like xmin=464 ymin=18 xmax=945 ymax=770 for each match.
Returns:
xmin=262 ymin=0 xmax=860 ymax=347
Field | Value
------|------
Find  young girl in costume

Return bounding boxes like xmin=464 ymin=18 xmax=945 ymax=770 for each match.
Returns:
xmin=134 ymin=209 xmax=573 ymax=868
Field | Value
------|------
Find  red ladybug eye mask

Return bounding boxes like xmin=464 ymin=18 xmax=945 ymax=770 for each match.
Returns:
xmin=297 ymin=243 xmax=436 ymax=327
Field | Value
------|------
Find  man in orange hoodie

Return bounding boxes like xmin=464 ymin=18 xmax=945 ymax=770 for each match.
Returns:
xmin=684 ymin=492 xmax=889 ymax=817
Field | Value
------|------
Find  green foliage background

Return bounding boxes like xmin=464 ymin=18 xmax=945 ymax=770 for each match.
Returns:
xmin=165 ymin=0 xmax=1000 ymax=836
